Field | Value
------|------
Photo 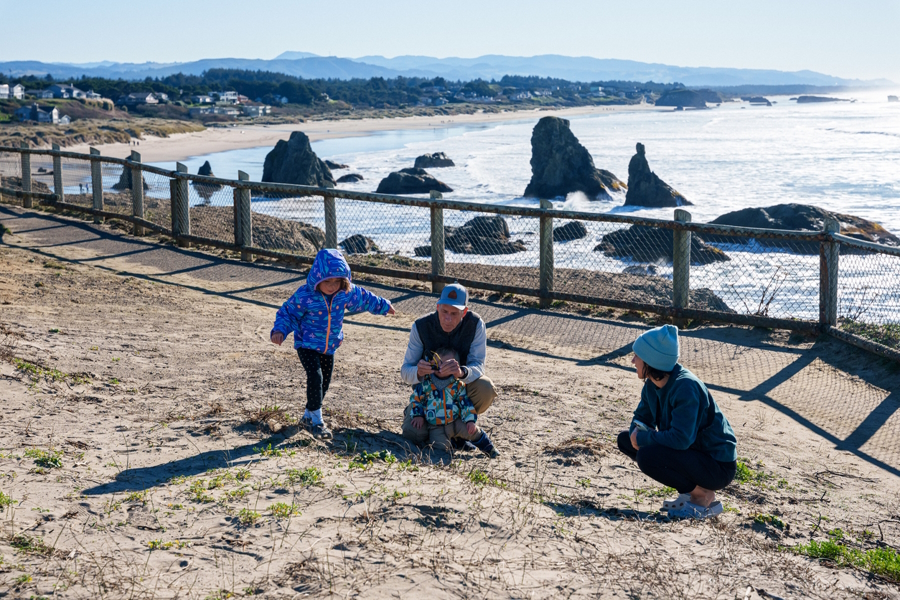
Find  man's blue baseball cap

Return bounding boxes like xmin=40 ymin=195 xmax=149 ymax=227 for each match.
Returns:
xmin=437 ymin=283 xmax=468 ymax=309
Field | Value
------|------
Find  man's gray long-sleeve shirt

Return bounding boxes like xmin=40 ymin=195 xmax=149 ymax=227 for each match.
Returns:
xmin=400 ymin=318 xmax=487 ymax=386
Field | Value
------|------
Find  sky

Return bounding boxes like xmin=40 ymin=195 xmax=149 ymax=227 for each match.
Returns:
xmin=2 ymin=0 xmax=898 ymax=82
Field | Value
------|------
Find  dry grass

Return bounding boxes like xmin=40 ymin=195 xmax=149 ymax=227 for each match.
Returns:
xmin=0 ymin=117 xmax=204 ymax=148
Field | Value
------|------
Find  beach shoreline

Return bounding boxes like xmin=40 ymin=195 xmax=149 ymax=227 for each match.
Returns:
xmin=65 ymin=104 xmax=665 ymax=164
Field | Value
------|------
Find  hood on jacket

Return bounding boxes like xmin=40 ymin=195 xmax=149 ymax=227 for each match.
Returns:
xmin=306 ymin=249 xmax=352 ymax=291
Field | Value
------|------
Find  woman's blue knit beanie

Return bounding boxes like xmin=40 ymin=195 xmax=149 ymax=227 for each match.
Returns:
xmin=633 ymin=324 xmax=679 ymax=371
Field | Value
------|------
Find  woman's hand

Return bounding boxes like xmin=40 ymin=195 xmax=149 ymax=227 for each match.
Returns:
xmin=271 ymin=332 xmax=284 ymax=346
xmin=630 ymin=429 xmax=640 ymax=451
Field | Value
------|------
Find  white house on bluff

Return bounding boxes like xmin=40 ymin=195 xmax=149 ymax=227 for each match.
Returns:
xmin=0 ymin=84 xmax=25 ymax=99
xmin=118 ymin=92 xmax=159 ymax=106
xmin=48 ymin=84 xmax=86 ymax=99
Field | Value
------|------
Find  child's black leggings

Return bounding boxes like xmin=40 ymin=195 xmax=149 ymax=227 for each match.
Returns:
xmin=616 ymin=431 xmax=736 ymax=494
xmin=297 ymin=348 xmax=334 ymax=412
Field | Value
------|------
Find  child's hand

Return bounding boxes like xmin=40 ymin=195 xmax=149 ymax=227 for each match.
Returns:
xmin=271 ymin=332 xmax=284 ymax=346
xmin=466 ymin=422 xmax=476 ymax=436
xmin=412 ymin=416 xmax=425 ymax=430
xmin=386 ymin=303 xmax=395 ymax=315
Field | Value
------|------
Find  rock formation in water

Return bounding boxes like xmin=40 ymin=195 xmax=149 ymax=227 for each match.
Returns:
xmin=523 ymin=116 xmax=625 ymax=200
xmin=376 ymin=168 xmax=452 ymax=194
xmin=340 ymin=234 xmax=379 ymax=254
xmin=414 ymin=216 xmax=526 ymax=256
xmin=655 ymin=89 xmax=706 ymax=108
xmin=336 ymin=173 xmax=364 ymax=183
xmin=552 ymin=221 xmax=588 ymax=242
xmin=624 ymin=143 xmax=691 ymax=208
xmin=596 ymin=225 xmax=730 ymax=266
xmin=262 ymin=132 xmax=335 ymax=187
xmin=796 ymin=96 xmax=847 ymax=103
xmin=742 ymin=96 xmax=772 ymax=106
xmin=192 ymin=160 xmax=223 ymax=203
xmin=710 ymin=204 xmax=900 ymax=254
xmin=111 ymin=160 xmax=149 ymax=191
xmin=324 ymin=160 xmax=348 ymax=170
xmin=414 ymin=152 xmax=455 ymax=168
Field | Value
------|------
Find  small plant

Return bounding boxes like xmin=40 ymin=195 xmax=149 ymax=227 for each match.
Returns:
xmin=188 ymin=479 xmax=214 ymax=503
xmin=234 ymin=468 xmax=251 ymax=481
xmin=387 ymin=489 xmax=408 ymax=502
xmin=24 ymin=448 xmax=63 ymax=469
xmin=753 ymin=513 xmax=787 ymax=530
xmin=634 ymin=486 xmax=677 ymax=499
xmin=0 ymin=490 xmax=16 ymax=508
xmin=253 ymin=443 xmax=282 ymax=458
xmin=790 ymin=539 xmax=900 ymax=582
xmin=148 ymin=539 xmax=189 ymax=550
xmin=237 ymin=508 xmax=260 ymax=525
xmin=349 ymin=449 xmax=396 ymax=470
xmin=286 ymin=467 xmax=322 ymax=486
xmin=15 ymin=574 xmax=32 ymax=586
xmin=468 ymin=468 xmax=490 ymax=486
xmin=734 ymin=461 xmax=772 ymax=486
xmin=125 ymin=490 xmax=147 ymax=504
xmin=270 ymin=502 xmax=300 ymax=518
xmin=204 ymin=591 xmax=233 ymax=600
xmin=223 ymin=488 xmax=249 ymax=502
xmin=10 ymin=534 xmax=52 ymax=556
xmin=577 ymin=478 xmax=591 ymax=488
xmin=109 ymin=378 xmax=120 ymax=385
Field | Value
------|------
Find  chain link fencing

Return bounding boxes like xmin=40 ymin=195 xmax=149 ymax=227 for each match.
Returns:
xmin=2 ymin=145 xmax=899 ymax=362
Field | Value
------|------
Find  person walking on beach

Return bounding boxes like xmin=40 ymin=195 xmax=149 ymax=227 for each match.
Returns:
xmin=400 ymin=283 xmax=497 ymax=451
xmin=271 ymin=249 xmax=395 ymax=439
xmin=616 ymin=324 xmax=737 ymax=519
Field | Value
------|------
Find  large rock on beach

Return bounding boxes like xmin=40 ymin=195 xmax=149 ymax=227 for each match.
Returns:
xmin=596 ymin=225 xmax=730 ymax=266
xmin=376 ymin=168 xmax=452 ymax=195
xmin=262 ymin=132 xmax=335 ymax=188
xmin=112 ymin=161 xmax=149 ymax=191
xmin=624 ymin=143 xmax=691 ymax=208
xmin=340 ymin=234 xmax=379 ymax=254
xmin=414 ymin=216 xmax=526 ymax=256
xmin=414 ymin=152 xmax=455 ymax=168
xmin=656 ymin=89 xmax=706 ymax=109
xmin=324 ymin=160 xmax=349 ymax=170
xmin=523 ymin=116 xmax=625 ymax=200
xmin=709 ymin=204 xmax=900 ymax=254
xmin=336 ymin=173 xmax=364 ymax=183
xmin=192 ymin=160 xmax=223 ymax=203
xmin=553 ymin=221 xmax=588 ymax=242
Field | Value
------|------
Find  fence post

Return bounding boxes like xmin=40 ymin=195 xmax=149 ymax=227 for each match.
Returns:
xmin=430 ymin=205 xmax=445 ymax=293
xmin=324 ymin=194 xmax=337 ymax=249
xmin=539 ymin=199 xmax=554 ymax=308
xmin=20 ymin=142 xmax=32 ymax=209
xmin=672 ymin=209 xmax=692 ymax=327
xmin=51 ymin=143 xmax=64 ymax=207
xmin=172 ymin=163 xmax=190 ymax=247
xmin=130 ymin=150 xmax=144 ymax=235
xmin=237 ymin=171 xmax=252 ymax=262
xmin=90 ymin=147 xmax=102 ymax=223
xmin=820 ymin=218 xmax=840 ymax=330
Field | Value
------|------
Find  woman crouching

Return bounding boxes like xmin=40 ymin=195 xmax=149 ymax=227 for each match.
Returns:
xmin=617 ymin=324 xmax=737 ymax=519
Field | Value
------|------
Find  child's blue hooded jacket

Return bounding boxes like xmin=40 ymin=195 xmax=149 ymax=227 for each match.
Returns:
xmin=271 ymin=249 xmax=391 ymax=355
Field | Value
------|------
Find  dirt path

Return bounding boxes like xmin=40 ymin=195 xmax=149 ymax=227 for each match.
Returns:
xmin=1 ymin=205 xmax=899 ymax=599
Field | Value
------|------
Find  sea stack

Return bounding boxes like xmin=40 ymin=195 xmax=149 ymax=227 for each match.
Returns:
xmin=523 ymin=116 xmax=625 ymax=200
xmin=375 ymin=168 xmax=452 ymax=195
xmin=262 ymin=132 xmax=335 ymax=187
xmin=192 ymin=160 xmax=223 ymax=202
xmin=414 ymin=152 xmax=455 ymax=168
xmin=624 ymin=143 xmax=691 ymax=208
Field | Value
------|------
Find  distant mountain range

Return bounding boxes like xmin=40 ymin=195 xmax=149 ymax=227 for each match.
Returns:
xmin=1 ymin=52 xmax=891 ymax=88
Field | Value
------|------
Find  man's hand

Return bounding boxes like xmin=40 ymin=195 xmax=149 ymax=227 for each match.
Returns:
xmin=416 ymin=360 xmax=434 ymax=378
xmin=271 ymin=332 xmax=284 ymax=346
xmin=412 ymin=416 xmax=425 ymax=430
xmin=438 ymin=358 xmax=463 ymax=379
xmin=630 ymin=429 xmax=640 ymax=451
xmin=466 ymin=422 xmax=476 ymax=436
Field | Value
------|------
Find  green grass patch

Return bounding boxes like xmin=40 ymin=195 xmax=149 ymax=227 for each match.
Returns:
xmin=734 ymin=460 xmax=773 ymax=486
xmin=270 ymin=502 xmax=300 ymax=518
xmin=9 ymin=534 xmax=53 ymax=556
xmin=349 ymin=449 xmax=396 ymax=470
xmin=634 ymin=486 xmax=677 ymax=499
xmin=0 ymin=490 xmax=16 ymax=508
xmin=237 ymin=508 xmax=260 ymax=525
xmin=789 ymin=539 xmax=900 ymax=582
xmin=753 ymin=513 xmax=787 ymax=530
xmin=841 ymin=319 xmax=900 ymax=350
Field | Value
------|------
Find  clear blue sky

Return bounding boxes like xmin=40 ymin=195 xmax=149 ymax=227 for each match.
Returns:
xmin=2 ymin=0 xmax=897 ymax=82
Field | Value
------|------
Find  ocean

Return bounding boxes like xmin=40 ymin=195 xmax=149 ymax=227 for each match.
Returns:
xmin=143 ymin=91 xmax=900 ymax=321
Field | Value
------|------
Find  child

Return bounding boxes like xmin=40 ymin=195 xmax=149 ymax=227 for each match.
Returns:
xmin=402 ymin=347 xmax=499 ymax=461
xmin=271 ymin=248 xmax=394 ymax=439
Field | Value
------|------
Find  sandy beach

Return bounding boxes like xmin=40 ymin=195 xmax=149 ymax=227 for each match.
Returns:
xmin=66 ymin=104 xmax=664 ymax=164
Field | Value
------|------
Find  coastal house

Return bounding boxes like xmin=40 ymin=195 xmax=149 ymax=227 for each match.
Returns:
xmin=191 ymin=94 xmax=213 ymax=104
xmin=188 ymin=106 xmax=241 ymax=117
xmin=242 ymin=105 xmax=271 ymax=117
xmin=119 ymin=92 xmax=159 ymax=106
xmin=48 ymin=84 xmax=86 ymax=99
xmin=15 ymin=103 xmax=60 ymax=124
xmin=85 ymin=90 xmax=104 ymax=100
xmin=154 ymin=92 xmax=169 ymax=102
xmin=211 ymin=91 xmax=239 ymax=103
xmin=0 ymin=84 xmax=7 ymax=99
xmin=59 ymin=115 xmax=71 ymax=125
xmin=433 ymin=98 xmax=448 ymax=106
xmin=0 ymin=84 xmax=25 ymax=99
xmin=26 ymin=89 xmax=54 ymax=99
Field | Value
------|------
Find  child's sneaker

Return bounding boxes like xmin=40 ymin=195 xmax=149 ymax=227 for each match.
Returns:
xmin=301 ymin=415 xmax=333 ymax=440
xmin=451 ymin=437 xmax=476 ymax=452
